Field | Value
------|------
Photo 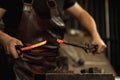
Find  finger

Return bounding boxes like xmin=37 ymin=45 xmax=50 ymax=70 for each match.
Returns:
xmin=15 ymin=40 xmax=24 ymax=56
xmin=9 ymin=44 xmax=20 ymax=59
xmin=89 ymin=44 xmax=98 ymax=54
xmin=11 ymin=49 xmax=19 ymax=59
xmin=15 ymin=46 xmax=23 ymax=56
xmin=97 ymin=46 xmax=105 ymax=53
xmin=5 ymin=46 xmax=10 ymax=55
xmin=16 ymin=40 xmax=24 ymax=46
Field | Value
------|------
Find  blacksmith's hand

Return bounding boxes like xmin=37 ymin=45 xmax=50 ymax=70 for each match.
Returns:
xmin=2 ymin=36 xmax=23 ymax=59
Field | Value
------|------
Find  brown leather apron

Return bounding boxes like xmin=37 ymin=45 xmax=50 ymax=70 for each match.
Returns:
xmin=12 ymin=1 xmax=67 ymax=80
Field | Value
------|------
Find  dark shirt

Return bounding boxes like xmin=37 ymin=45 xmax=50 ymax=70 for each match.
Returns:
xmin=0 ymin=0 xmax=75 ymax=28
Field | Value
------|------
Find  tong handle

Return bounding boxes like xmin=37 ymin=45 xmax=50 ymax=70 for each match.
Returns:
xmin=15 ymin=45 xmax=30 ymax=56
xmin=15 ymin=45 xmax=23 ymax=55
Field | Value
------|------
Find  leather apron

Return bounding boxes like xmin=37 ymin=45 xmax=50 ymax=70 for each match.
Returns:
xmin=11 ymin=1 xmax=66 ymax=80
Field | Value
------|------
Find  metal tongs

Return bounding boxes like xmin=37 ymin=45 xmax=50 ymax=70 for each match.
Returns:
xmin=15 ymin=39 xmax=98 ymax=55
xmin=56 ymin=39 xmax=98 ymax=54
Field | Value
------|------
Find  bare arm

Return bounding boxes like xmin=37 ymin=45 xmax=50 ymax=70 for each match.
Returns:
xmin=65 ymin=2 xmax=107 ymax=53
xmin=65 ymin=2 xmax=100 ymax=38
xmin=0 ymin=8 xmax=6 ymax=18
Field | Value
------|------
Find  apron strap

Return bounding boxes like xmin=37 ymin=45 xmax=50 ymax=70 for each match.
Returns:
xmin=47 ymin=0 xmax=65 ymax=28
xmin=47 ymin=0 xmax=60 ymax=17
xmin=22 ymin=0 xmax=34 ymax=12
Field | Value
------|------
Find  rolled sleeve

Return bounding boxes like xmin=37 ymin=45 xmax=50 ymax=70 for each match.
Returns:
xmin=63 ymin=0 xmax=76 ymax=10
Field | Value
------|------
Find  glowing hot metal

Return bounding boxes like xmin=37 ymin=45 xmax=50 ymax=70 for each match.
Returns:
xmin=16 ymin=40 xmax=47 ymax=55
xmin=21 ymin=40 xmax=47 ymax=51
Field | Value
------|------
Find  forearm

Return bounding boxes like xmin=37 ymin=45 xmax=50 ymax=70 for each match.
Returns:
xmin=77 ymin=10 xmax=100 ymax=38
xmin=65 ymin=2 xmax=101 ymax=39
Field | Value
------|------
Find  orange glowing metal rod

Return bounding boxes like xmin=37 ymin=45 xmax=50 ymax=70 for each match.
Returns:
xmin=21 ymin=40 xmax=47 ymax=51
xmin=57 ymin=38 xmax=88 ymax=50
xmin=57 ymin=38 xmax=65 ymax=44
